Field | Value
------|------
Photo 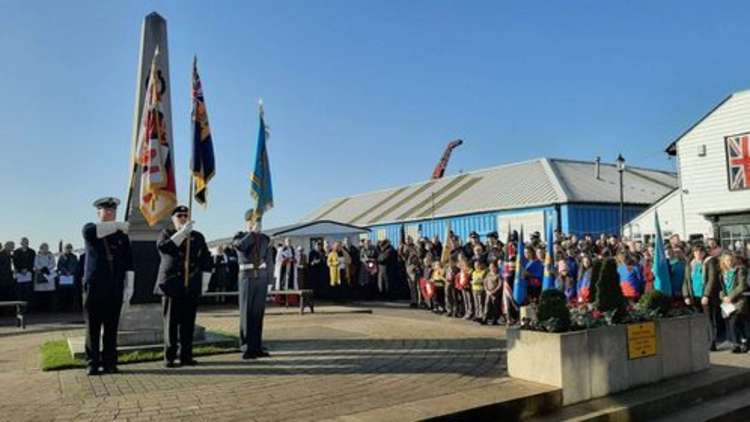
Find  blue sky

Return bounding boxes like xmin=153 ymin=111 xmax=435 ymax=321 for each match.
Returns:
xmin=1 ymin=0 xmax=749 ymax=248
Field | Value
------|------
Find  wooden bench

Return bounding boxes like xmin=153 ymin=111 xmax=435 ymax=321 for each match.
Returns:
xmin=203 ymin=289 xmax=315 ymax=315
xmin=0 ymin=301 xmax=27 ymax=328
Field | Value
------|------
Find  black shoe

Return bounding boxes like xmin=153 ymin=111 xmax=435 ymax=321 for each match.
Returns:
xmin=165 ymin=361 xmax=179 ymax=368
xmin=255 ymin=350 xmax=271 ymax=358
xmin=732 ymin=346 xmax=744 ymax=354
xmin=102 ymin=366 xmax=119 ymax=374
xmin=87 ymin=366 xmax=100 ymax=376
xmin=409 ymin=303 xmax=418 ymax=309
xmin=242 ymin=352 xmax=257 ymax=360
xmin=710 ymin=343 xmax=718 ymax=352
xmin=181 ymin=358 xmax=199 ymax=366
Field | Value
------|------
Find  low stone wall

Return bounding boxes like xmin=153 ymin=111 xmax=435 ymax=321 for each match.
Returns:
xmin=506 ymin=313 xmax=711 ymax=405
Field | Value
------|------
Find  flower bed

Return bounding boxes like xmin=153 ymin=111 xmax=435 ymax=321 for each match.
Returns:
xmin=507 ymin=313 xmax=711 ymax=405
xmin=507 ymin=259 xmax=711 ymax=405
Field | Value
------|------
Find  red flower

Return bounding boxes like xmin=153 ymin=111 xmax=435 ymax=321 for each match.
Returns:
xmin=592 ymin=310 xmax=603 ymax=319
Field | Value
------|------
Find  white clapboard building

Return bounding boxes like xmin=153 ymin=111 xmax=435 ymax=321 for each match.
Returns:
xmin=627 ymin=89 xmax=750 ymax=249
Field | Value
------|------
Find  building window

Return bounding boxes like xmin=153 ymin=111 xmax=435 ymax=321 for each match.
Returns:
xmin=720 ymin=224 xmax=750 ymax=255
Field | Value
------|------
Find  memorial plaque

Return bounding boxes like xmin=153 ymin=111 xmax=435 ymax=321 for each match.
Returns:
xmin=627 ymin=321 xmax=657 ymax=359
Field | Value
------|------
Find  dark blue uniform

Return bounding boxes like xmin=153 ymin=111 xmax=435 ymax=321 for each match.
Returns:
xmin=232 ymin=231 xmax=273 ymax=357
xmin=82 ymin=223 xmax=133 ymax=371
xmin=155 ymin=228 xmax=212 ymax=364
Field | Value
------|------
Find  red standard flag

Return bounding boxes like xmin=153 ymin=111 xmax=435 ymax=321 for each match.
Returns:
xmin=135 ymin=47 xmax=177 ymax=226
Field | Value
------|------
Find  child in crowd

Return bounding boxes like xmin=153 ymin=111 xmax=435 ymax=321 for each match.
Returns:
xmin=482 ymin=261 xmax=502 ymax=325
xmin=471 ymin=259 xmax=488 ymax=322
xmin=555 ymin=259 xmax=577 ymax=303
xmin=431 ymin=260 xmax=446 ymax=313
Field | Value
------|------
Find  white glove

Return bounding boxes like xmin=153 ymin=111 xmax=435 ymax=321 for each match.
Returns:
xmin=202 ymin=272 xmax=211 ymax=294
xmin=259 ymin=262 xmax=267 ymax=269
xmin=170 ymin=222 xmax=194 ymax=246
xmin=96 ymin=222 xmax=118 ymax=238
xmin=123 ymin=271 xmax=135 ymax=304
xmin=116 ymin=222 xmax=130 ymax=234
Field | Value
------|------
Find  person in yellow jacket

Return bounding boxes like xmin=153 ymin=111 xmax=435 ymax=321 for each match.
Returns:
xmin=431 ymin=261 xmax=446 ymax=313
xmin=327 ymin=242 xmax=343 ymax=287
xmin=471 ymin=259 xmax=488 ymax=322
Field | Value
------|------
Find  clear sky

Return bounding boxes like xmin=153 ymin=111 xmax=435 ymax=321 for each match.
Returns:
xmin=2 ymin=0 xmax=750 ymax=249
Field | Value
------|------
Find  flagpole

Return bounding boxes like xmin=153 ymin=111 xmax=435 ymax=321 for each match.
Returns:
xmin=184 ymin=173 xmax=194 ymax=287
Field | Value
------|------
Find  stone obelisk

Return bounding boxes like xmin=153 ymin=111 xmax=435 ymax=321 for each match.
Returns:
xmin=125 ymin=12 xmax=174 ymax=304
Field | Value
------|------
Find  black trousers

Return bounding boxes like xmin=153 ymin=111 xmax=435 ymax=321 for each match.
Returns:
xmin=84 ymin=296 xmax=121 ymax=369
xmin=15 ymin=282 xmax=33 ymax=304
xmin=239 ymin=276 xmax=268 ymax=354
xmin=162 ymin=295 xmax=198 ymax=362
xmin=726 ymin=313 xmax=749 ymax=346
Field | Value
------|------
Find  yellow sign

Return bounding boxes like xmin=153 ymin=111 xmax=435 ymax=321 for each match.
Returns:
xmin=627 ymin=322 xmax=657 ymax=359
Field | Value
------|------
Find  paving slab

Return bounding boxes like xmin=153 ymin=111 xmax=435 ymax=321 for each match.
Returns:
xmin=0 ymin=305 xmax=545 ymax=422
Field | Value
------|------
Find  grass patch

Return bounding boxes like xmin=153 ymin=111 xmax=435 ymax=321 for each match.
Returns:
xmin=41 ymin=339 xmax=82 ymax=371
xmin=41 ymin=332 xmax=240 ymax=371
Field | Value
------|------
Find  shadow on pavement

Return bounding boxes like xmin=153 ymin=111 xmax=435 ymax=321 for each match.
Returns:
xmin=123 ymin=337 xmax=506 ymax=378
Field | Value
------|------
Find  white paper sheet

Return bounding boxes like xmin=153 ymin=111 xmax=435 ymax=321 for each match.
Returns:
xmin=59 ymin=275 xmax=75 ymax=286
xmin=15 ymin=271 xmax=32 ymax=283
xmin=721 ymin=302 xmax=737 ymax=318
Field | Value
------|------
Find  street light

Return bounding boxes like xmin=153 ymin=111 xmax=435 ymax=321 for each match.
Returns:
xmin=616 ymin=154 xmax=626 ymax=238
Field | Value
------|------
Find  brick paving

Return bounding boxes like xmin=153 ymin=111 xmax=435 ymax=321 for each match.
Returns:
xmin=0 ymin=305 xmax=514 ymax=422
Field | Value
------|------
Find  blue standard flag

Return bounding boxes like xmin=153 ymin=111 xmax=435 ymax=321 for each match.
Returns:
xmin=652 ymin=211 xmax=672 ymax=296
xmin=250 ymin=101 xmax=274 ymax=222
xmin=512 ymin=226 xmax=527 ymax=305
xmin=542 ymin=216 xmax=556 ymax=291
xmin=190 ymin=57 xmax=215 ymax=205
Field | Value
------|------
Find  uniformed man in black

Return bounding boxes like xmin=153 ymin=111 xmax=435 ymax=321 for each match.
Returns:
xmin=82 ymin=197 xmax=134 ymax=376
xmin=232 ymin=209 xmax=273 ymax=359
xmin=155 ymin=205 xmax=212 ymax=368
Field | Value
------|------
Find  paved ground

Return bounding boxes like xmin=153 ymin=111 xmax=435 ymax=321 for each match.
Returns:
xmin=0 ymin=303 xmax=518 ymax=422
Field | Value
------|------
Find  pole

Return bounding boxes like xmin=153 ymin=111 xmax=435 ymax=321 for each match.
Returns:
xmin=619 ymin=168 xmax=624 ymax=238
xmin=184 ymin=174 xmax=194 ymax=287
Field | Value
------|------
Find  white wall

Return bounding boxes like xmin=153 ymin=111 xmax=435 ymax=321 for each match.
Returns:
xmin=497 ymin=210 xmax=545 ymax=241
xmin=678 ymin=91 xmax=750 ymax=223
xmin=626 ymin=189 xmax=713 ymax=239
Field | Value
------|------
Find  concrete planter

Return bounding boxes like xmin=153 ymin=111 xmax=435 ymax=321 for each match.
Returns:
xmin=507 ymin=313 xmax=711 ymax=405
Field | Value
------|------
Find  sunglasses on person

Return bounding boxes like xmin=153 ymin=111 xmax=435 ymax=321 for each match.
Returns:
xmin=176 ymin=213 xmax=189 ymax=219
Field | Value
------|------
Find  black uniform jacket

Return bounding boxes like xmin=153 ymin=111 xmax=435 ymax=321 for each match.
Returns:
xmin=82 ymin=223 xmax=134 ymax=303
xmin=155 ymin=229 xmax=212 ymax=298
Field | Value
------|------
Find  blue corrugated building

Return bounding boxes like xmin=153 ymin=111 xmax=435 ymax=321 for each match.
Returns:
xmin=302 ymin=158 xmax=677 ymax=244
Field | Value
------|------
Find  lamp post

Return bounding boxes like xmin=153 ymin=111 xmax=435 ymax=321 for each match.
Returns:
xmin=616 ymin=154 xmax=626 ymax=238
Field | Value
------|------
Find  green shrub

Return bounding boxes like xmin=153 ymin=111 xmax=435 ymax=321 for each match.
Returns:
xmin=594 ymin=258 xmax=626 ymax=321
xmin=638 ymin=290 xmax=671 ymax=316
xmin=537 ymin=289 xmax=571 ymax=332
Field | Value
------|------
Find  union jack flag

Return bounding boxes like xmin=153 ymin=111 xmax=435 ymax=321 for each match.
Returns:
xmin=726 ymin=133 xmax=750 ymax=191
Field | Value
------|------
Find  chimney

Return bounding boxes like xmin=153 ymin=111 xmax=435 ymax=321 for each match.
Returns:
xmin=594 ymin=156 xmax=601 ymax=180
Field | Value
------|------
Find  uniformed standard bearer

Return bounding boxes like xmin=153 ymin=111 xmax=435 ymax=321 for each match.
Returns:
xmin=155 ymin=205 xmax=213 ymax=367
xmin=232 ymin=209 xmax=273 ymax=359
xmin=81 ymin=197 xmax=134 ymax=376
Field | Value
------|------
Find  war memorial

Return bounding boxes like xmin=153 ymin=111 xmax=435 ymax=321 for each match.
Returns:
xmin=2 ymin=6 xmax=750 ymax=422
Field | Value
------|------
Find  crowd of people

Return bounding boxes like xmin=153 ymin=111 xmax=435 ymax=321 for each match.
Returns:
xmin=239 ymin=229 xmax=747 ymax=355
xmin=0 ymin=238 xmax=83 ymax=312
xmin=4 ymin=228 xmax=749 ymax=355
